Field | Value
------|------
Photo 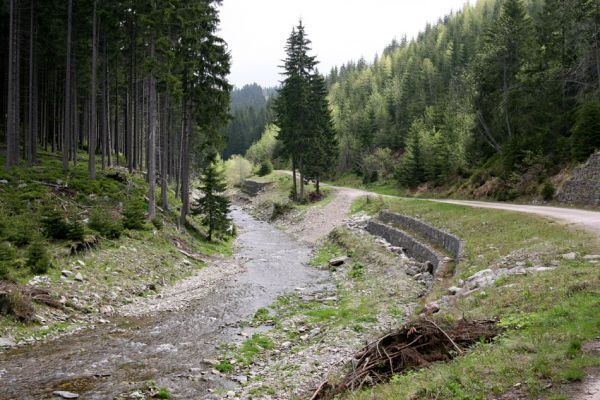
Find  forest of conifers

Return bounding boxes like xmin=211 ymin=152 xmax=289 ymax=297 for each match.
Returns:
xmin=0 ymin=0 xmax=231 ymax=222
xmin=228 ymin=0 xmax=600 ymax=199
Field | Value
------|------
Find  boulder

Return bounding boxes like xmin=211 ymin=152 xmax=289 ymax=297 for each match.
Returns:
xmin=329 ymin=256 xmax=348 ymax=267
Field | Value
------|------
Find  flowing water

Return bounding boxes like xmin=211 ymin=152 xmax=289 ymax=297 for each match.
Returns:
xmin=0 ymin=208 xmax=330 ymax=399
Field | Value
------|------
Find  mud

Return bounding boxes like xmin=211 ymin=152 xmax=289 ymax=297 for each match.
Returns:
xmin=0 ymin=207 xmax=330 ymax=399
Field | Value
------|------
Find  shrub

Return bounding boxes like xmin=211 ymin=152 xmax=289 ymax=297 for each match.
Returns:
xmin=89 ymin=207 xmax=123 ymax=239
xmin=151 ymin=217 xmax=163 ymax=230
xmin=27 ymin=241 xmax=52 ymax=274
xmin=123 ymin=201 xmax=146 ymax=230
xmin=541 ymin=182 xmax=555 ymax=201
xmin=41 ymin=209 xmax=84 ymax=241
xmin=257 ymin=160 xmax=273 ymax=177
xmin=270 ymin=201 xmax=293 ymax=221
xmin=4 ymin=217 xmax=36 ymax=247
xmin=571 ymin=97 xmax=600 ymax=161
xmin=0 ymin=242 xmax=17 ymax=279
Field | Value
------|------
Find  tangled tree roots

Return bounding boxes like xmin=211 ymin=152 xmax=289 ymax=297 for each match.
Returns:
xmin=0 ymin=282 xmax=63 ymax=322
xmin=310 ymin=318 xmax=501 ymax=399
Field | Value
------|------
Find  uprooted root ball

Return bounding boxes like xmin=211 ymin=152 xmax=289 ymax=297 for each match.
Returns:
xmin=310 ymin=318 xmax=502 ymax=399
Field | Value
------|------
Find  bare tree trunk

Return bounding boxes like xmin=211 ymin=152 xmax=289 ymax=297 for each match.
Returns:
xmin=62 ymin=0 xmax=72 ymax=170
xmin=291 ymin=157 xmax=298 ymax=200
xmin=160 ymin=95 xmax=169 ymax=210
xmin=6 ymin=0 xmax=20 ymax=168
xmin=179 ymin=101 xmax=191 ymax=226
xmin=502 ymin=63 xmax=512 ymax=140
xmin=147 ymin=33 xmax=157 ymax=220
xmin=127 ymin=15 xmax=135 ymax=173
xmin=88 ymin=0 xmax=97 ymax=179
xmin=26 ymin=0 xmax=34 ymax=166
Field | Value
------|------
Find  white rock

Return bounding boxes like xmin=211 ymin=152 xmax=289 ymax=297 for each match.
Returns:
xmin=52 ymin=391 xmax=80 ymax=399
xmin=77 ymin=260 xmax=85 ymax=266
xmin=447 ymin=286 xmax=462 ymax=296
xmin=0 ymin=179 xmax=8 ymax=184
xmin=583 ymin=255 xmax=600 ymax=260
xmin=0 ymin=338 xmax=16 ymax=347
xmin=61 ymin=270 xmax=73 ymax=277
xmin=74 ymin=273 xmax=84 ymax=282
xmin=562 ymin=252 xmax=577 ymax=260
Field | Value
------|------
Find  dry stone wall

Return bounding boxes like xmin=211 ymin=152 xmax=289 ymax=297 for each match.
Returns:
xmin=378 ymin=211 xmax=464 ymax=262
xmin=365 ymin=220 xmax=445 ymax=273
xmin=557 ymin=152 xmax=600 ymax=206
xmin=242 ymin=179 xmax=273 ymax=196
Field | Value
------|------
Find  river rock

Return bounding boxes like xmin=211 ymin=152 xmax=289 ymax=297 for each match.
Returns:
xmin=233 ymin=375 xmax=248 ymax=384
xmin=61 ymin=270 xmax=73 ymax=277
xmin=583 ymin=254 xmax=600 ymax=260
xmin=0 ymin=337 xmax=16 ymax=347
xmin=329 ymin=256 xmax=348 ymax=267
xmin=447 ymin=286 xmax=463 ymax=296
xmin=52 ymin=391 xmax=80 ymax=399
xmin=562 ymin=252 xmax=577 ymax=260
xmin=74 ymin=273 xmax=84 ymax=282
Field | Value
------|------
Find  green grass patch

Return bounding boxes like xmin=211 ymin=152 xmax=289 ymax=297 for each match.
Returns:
xmin=343 ymin=196 xmax=600 ymax=399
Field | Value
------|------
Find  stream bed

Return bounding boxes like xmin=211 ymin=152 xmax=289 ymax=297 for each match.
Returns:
xmin=0 ymin=207 xmax=330 ymax=399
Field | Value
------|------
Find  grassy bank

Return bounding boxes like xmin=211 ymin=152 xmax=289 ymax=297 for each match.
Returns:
xmin=344 ymin=195 xmax=600 ymax=399
xmin=0 ymin=152 xmax=232 ymax=343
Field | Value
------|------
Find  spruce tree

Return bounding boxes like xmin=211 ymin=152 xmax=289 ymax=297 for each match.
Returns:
xmin=192 ymin=161 xmax=231 ymax=241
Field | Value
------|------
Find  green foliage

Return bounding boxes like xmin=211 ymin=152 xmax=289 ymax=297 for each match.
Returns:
xmin=246 ymin=124 xmax=280 ymax=165
xmin=270 ymin=201 xmax=294 ymax=221
xmin=3 ymin=217 xmax=37 ymax=247
xmin=224 ymin=155 xmax=253 ymax=187
xmin=257 ymin=160 xmax=273 ymax=177
xmin=0 ymin=242 xmax=17 ymax=279
xmin=541 ymin=182 xmax=555 ymax=201
xmin=89 ymin=207 xmax=123 ymax=239
xmin=123 ymin=201 xmax=146 ymax=230
xmin=156 ymin=388 xmax=171 ymax=399
xmin=191 ymin=161 xmax=231 ymax=241
xmin=41 ymin=209 xmax=84 ymax=241
xmin=26 ymin=241 xmax=52 ymax=274
xmin=571 ymin=97 xmax=600 ymax=161
xmin=151 ymin=217 xmax=164 ymax=230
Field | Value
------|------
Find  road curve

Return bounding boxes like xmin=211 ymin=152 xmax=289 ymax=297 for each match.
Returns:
xmin=275 ymin=170 xmax=600 ymax=237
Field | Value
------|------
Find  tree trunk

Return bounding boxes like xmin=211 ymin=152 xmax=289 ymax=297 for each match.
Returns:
xmin=27 ymin=0 xmax=34 ymax=166
xmin=179 ymin=101 xmax=191 ymax=226
xmin=160 ymin=95 xmax=169 ymax=210
xmin=127 ymin=16 xmax=135 ymax=173
xmin=88 ymin=0 xmax=97 ymax=179
xmin=292 ymin=157 xmax=298 ymax=200
xmin=6 ymin=0 xmax=20 ymax=168
xmin=63 ymin=0 xmax=72 ymax=170
xmin=147 ymin=33 xmax=157 ymax=220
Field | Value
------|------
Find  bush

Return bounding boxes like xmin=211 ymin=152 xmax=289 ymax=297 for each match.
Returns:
xmin=571 ymin=97 xmax=600 ymax=161
xmin=151 ymin=217 xmax=163 ymax=230
xmin=270 ymin=201 xmax=294 ymax=221
xmin=257 ymin=160 xmax=273 ymax=177
xmin=27 ymin=241 xmax=52 ymax=274
xmin=541 ymin=182 xmax=555 ymax=201
xmin=4 ymin=217 xmax=36 ymax=247
xmin=89 ymin=207 xmax=123 ymax=239
xmin=0 ymin=242 xmax=17 ymax=279
xmin=123 ymin=200 xmax=146 ymax=230
xmin=41 ymin=209 xmax=85 ymax=241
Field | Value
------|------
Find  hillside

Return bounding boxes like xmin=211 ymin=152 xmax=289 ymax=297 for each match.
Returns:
xmin=0 ymin=152 xmax=231 ymax=345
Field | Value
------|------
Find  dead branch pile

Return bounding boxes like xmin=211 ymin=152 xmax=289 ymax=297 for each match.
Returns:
xmin=0 ymin=282 xmax=63 ymax=322
xmin=310 ymin=318 xmax=501 ymax=399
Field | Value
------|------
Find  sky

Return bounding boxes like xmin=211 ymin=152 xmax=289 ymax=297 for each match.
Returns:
xmin=219 ymin=0 xmax=472 ymax=88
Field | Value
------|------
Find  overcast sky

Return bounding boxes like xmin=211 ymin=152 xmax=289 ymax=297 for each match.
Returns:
xmin=219 ymin=0 xmax=472 ymax=88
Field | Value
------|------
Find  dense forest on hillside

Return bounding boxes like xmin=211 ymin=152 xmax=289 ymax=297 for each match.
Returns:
xmin=0 ymin=0 xmax=231 ymax=222
xmin=222 ymin=83 xmax=274 ymax=159
xmin=326 ymin=0 xmax=600 ymax=198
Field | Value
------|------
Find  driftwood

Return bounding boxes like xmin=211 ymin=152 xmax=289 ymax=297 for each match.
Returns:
xmin=310 ymin=318 xmax=501 ymax=399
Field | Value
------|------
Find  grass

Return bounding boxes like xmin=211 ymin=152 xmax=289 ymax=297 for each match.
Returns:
xmin=344 ymin=195 xmax=600 ymax=399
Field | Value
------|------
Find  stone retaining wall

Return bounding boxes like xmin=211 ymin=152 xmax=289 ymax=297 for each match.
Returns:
xmin=557 ymin=152 xmax=600 ymax=206
xmin=365 ymin=220 xmax=445 ymax=273
xmin=242 ymin=179 xmax=273 ymax=196
xmin=378 ymin=211 xmax=463 ymax=261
